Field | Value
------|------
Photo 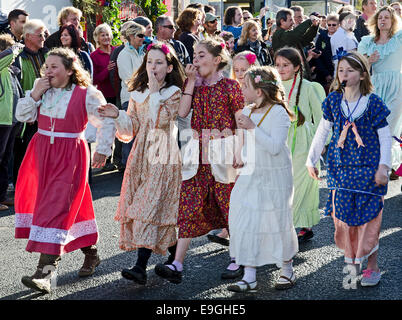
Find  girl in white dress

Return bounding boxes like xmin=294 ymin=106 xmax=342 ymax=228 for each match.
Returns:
xmin=227 ymin=66 xmax=299 ymax=292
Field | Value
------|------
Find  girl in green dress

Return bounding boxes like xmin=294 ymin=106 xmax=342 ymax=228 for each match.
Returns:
xmin=274 ymin=47 xmax=326 ymax=242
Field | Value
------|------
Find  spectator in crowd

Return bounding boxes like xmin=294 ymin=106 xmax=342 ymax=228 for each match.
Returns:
xmin=272 ymin=8 xmax=320 ymax=80
xmin=6 ymin=9 xmax=29 ymax=42
xmin=45 ymin=6 xmax=89 ymax=53
xmin=390 ymin=2 xmax=401 ymax=17
xmin=133 ymin=16 xmax=154 ymax=46
xmin=314 ymin=13 xmax=339 ymax=93
xmin=203 ymin=12 xmax=220 ymax=38
xmin=176 ymin=8 xmax=202 ymax=63
xmin=154 ymin=15 xmax=191 ymax=66
xmin=0 ymin=34 xmax=22 ymax=211
xmin=222 ymin=6 xmax=243 ymax=39
xmin=220 ymin=31 xmax=235 ymax=56
xmin=290 ymin=5 xmax=305 ymax=27
xmin=358 ymin=5 xmax=402 ymax=178
xmin=12 ymin=19 xmax=48 ymax=188
xmin=204 ymin=4 xmax=216 ymax=15
xmin=354 ymin=0 xmax=378 ymax=42
xmin=319 ymin=14 xmax=327 ymax=29
xmin=116 ymin=22 xmax=146 ymax=167
xmin=60 ymin=24 xmax=93 ymax=77
xmin=235 ymin=19 xmax=273 ymax=66
xmin=330 ymin=11 xmax=358 ymax=74
xmin=242 ymin=10 xmax=253 ymax=22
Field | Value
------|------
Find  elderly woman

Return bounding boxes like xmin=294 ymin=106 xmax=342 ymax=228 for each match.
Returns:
xmin=116 ymin=22 xmax=146 ymax=166
xmin=234 ymin=19 xmax=273 ymax=66
xmin=176 ymin=8 xmax=202 ymax=63
xmin=358 ymin=6 xmax=402 ymax=178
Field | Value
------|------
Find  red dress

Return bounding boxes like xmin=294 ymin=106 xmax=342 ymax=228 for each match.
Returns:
xmin=178 ymin=78 xmax=244 ymax=238
xmin=14 ymin=86 xmax=98 ymax=255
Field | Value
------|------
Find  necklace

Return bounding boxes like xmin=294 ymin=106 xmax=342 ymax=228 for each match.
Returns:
xmin=343 ymin=93 xmax=363 ymax=123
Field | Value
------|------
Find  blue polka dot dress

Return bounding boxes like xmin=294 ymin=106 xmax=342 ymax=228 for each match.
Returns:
xmin=322 ymin=91 xmax=390 ymax=226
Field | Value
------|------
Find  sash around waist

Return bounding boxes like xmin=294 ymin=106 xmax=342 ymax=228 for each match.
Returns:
xmin=38 ymin=128 xmax=85 ymax=139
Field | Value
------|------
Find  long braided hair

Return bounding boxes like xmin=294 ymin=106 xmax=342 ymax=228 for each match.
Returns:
xmin=274 ymin=47 xmax=306 ymax=126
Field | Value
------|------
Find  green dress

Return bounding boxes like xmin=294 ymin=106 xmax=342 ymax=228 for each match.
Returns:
xmin=282 ymin=75 xmax=326 ymax=228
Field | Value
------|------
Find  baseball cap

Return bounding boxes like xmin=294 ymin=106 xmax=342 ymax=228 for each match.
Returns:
xmin=205 ymin=12 xmax=220 ymax=22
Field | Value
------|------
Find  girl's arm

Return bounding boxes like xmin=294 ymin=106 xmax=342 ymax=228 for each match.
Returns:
xmin=178 ymin=64 xmax=197 ymax=118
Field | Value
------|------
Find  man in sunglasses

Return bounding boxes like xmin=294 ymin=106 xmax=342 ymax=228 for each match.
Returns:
xmin=154 ymin=15 xmax=191 ymax=66
xmin=202 ymin=12 xmax=220 ymax=39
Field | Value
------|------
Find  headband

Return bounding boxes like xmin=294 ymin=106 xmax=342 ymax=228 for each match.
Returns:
xmin=332 ymin=47 xmax=365 ymax=70
xmin=250 ymin=71 xmax=278 ymax=86
xmin=147 ymin=43 xmax=170 ymax=55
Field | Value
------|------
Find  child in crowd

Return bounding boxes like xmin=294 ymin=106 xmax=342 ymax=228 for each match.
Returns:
xmin=306 ymin=51 xmax=392 ymax=287
xmin=154 ymin=39 xmax=244 ymax=284
xmin=15 ymin=48 xmax=115 ymax=294
xmin=227 ymin=66 xmax=298 ymax=292
xmin=98 ymin=42 xmax=185 ymax=285
xmin=274 ymin=47 xmax=326 ymax=243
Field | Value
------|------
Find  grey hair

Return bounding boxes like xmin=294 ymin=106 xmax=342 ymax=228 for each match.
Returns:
xmin=155 ymin=15 xmax=171 ymax=33
xmin=124 ymin=22 xmax=146 ymax=38
xmin=23 ymin=19 xmax=45 ymax=37
xmin=93 ymin=23 xmax=113 ymax=45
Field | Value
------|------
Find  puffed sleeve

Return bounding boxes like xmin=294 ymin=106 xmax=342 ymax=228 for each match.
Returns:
xmin=357 ymin=35 xmax=375 ymax=56
xmin=369 ymin=94 xmax=391 ymax=131
xmin=15 ymin=78 xmax=41 ymax=123
xmin=85 ymin=85 xmax=116 ymax=156
xmin=114 ymin=97 xmax=140 ymax=143
xmin=321 ymin=92 xmax=338 ymax=123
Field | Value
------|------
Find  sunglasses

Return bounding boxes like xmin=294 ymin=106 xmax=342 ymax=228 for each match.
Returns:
xmin=327 ymin=23 xmax=338 ymax=27
xmin=162 ymin=25 xmax=175 ymax=30
xmin=136 ymin=34 xmax=145 ymax=38
xmin=208 ymin=20 xmax=217 ymax=24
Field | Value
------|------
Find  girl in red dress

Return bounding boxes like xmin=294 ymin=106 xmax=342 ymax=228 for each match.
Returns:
xmin=14 ymin=48 xmax=115 ymax=294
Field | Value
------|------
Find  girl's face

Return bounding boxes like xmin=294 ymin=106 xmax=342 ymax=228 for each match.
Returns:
xmin=146 ymin=49 xmax=172 ymax=83
xmin=60 ymin=29 xmax=72 ymax=48
xmin=98 ymin=31 xmax=111 ymax=47
xmin=377 ymin=10 xmax=392 ymax=31
xmin=275 ymin=56 xmax=299 ymax=81
xmin=248 ymin=26 xmax=259 ymax=42
xmin=241 ymin=75 xmax=259 ymax=104
xmin=44 ymin=55 xmax=73 ymax=88
xmin=193 ymin=44 xmax=220 ymax=78
xmin=337 ymin=59 xmax=364 ymax=88
xmin=233 ymin=58 xmax=250 ymax=85
xmin=226 ymin=37 xmax=235 ymax=52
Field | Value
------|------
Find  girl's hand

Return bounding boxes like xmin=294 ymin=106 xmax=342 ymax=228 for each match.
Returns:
xmin=148 ymin=71 xmax=160 ymax=94
xmin=98 ymin=103 xmax=119 ymax=119
xmin=368 ymin=50 xmax=380 ymax=64
xmin=307 ymin=166 xmax=321 ymax=181
xmin=107 ymin=61 xmax=116 ymax=71
xmin=185 ymin=64 xmax=198 ymax=82
xmin=92 ymin=152 xmax=107 ymax=168
xmin=237 ymin=114 xmax=256 ymax=129
xmin=375 ymin=164 xmax=389 ymax=186
xmin=233 ymin=152 xmax=244 ymax=169
xmin=31 ymin=77 xmax=51 ymax=101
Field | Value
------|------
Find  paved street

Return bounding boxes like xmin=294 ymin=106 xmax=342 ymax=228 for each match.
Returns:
xmin=1 ymin=166 xmax=401 ymax=303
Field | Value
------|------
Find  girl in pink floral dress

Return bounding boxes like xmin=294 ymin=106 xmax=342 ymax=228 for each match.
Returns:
xmin=155 ymin=39 xmax=244 ymax=284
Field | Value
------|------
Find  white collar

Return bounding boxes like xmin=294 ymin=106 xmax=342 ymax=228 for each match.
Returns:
xmin=130 ymin=85 xmax=180 ymax=103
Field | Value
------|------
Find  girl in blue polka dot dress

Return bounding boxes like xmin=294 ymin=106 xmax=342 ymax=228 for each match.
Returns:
xmin=306 ymin=51 xmax=392 ymax=287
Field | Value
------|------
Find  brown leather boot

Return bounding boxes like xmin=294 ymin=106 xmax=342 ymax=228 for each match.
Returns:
xmin=78 ymin=245 xmax=100 ymax=277
xmin=21 ymin=254 xmax=60 ymax=294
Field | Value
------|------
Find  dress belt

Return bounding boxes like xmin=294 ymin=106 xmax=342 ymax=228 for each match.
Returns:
xmin=38 ymin=128 xmax=85 ymax=139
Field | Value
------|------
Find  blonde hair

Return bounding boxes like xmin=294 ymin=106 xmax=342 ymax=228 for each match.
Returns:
xmin=44 ymin=47 xmax=91 ymax=88
xmin=231 ymin=50 xmax=260 ymax=79
xmin=238 ymin=20 xmax=262 ymax=46
xmin=23 ymin=19 xmax=45 ymax=37
xmin=57 ymin=7 xmax=82 ymax=27
xmin=0 ymin=34 xmax=15 ymax=51
xmin=367 ymin=6 xmax=402 ymax=42
xmin=93 ymin=23 xmax=113 ymax=45
xmin=124 ymin=22 xmax=146 ymax=39
xmin=331 ymin=51 xmax=373 ymax=95
xmin=245 ymin=66 xmax=294 ymax=120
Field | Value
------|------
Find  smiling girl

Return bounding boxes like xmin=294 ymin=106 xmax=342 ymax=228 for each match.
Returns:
xmin=99 ymin=42 xmax=185 ymax=285
xmin=14 ymin=48 xmax=116 ymax=293
xmin=306 ymin=51 xmax=392 ymax=287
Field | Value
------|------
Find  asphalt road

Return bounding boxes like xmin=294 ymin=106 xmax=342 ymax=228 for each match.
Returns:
xmin=0 ymin=165 xmax=401 ymax=305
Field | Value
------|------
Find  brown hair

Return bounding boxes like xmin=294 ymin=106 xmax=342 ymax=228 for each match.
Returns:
xmin=196 ymin=39 xmax=230 ymax=71
xmin=331 ymin=51 xmax=373 ymax=95
xmin=245 ymin=66 xmax=294 ymax=121
xmin=274 ymin=47 xmax=305 ymax=126
xmin=176 ymin=8 xmax=201 ymax=33
xmin=367 ymin=6 xmax=401 ymax=42
xmin=43 ymin=47 xmax=91 ymax=88
xmin=128 ymin=42 xmax=185 ymax=93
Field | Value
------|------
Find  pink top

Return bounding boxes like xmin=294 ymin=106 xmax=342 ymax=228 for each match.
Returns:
xmin=90 ymin=46 xmax=116 ymax=98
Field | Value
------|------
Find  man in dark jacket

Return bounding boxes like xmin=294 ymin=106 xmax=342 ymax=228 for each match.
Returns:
xmin=354 ymin=0 xmax=377 ymax=42
xmin=272 ymin=8 xmax=320 ymax=80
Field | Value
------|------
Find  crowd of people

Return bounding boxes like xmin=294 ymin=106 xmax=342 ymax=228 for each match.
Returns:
xmin=0 ymin=1 xmax=400 ymax=295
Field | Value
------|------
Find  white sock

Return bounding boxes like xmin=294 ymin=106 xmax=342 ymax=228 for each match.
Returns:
xmin=281 ymin=260 xmax=294 ymax=279
xmin=167 ymin=260 xmax=183 ymax=272
xmin=240 ymin=266 xmax=256 ymax=284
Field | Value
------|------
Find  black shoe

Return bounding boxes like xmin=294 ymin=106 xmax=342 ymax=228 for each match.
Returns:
xmin=298 ymin=229 xmax=314 ymax=243
xmin=155 ymin=263 xmax=182 ymax=284
xmin=221 ymin=265 xmax=244 ymax=280
xmin=102 ymin=163 xmax=117 ymax=172
xmin=121 ymin=265 xmax=147 ymax=285
xmin=207 ymin=232 xmax=230 ymax=246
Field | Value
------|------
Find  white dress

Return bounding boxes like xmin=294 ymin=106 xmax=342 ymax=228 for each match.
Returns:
xmin=229 ymin=105 xmax=299 ymax=267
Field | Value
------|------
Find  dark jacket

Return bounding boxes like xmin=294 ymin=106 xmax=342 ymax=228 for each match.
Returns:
xmin=354 ymin=15 xmax=370 ymax=42
xmin=314 ymin=29 xmax=334 ymax=89
xmin=235 ymin=40 xmax=273 ymax=66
